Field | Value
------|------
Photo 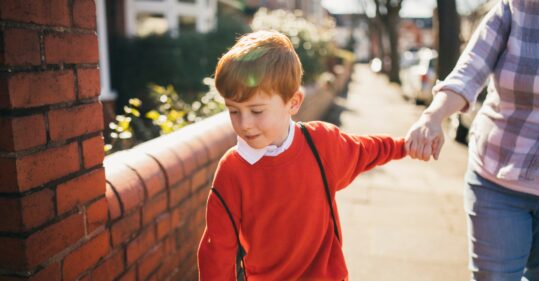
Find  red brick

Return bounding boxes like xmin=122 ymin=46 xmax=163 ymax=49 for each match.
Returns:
xmin=156 ymin=213 xmax=171 ymax=240
xmin=0 ymin=71 xmax=75 ymax=109
xmin=126 ymin=228 xmax=155 ymax=265
xmin=0 ymin=188 xmax=55 ymax=232
xmin=200 ymin=128 xmax=233 ymax=161
xmin=137 ymin=244 xmax=164 ymax=281
xmin=142 ymin=193 xmax=167 ymax=225
xmin=169 ymin=180 xmax=190 ymax=208
xmin=31 ymin=262 xmax=61 ymax=281
xmin=207 ymin=160 xmax=219 ymax=179
xmin=0 ymin=115 xmax=46 ymax=151
xmin=44 ymin=33 xmax=98 ymax=64
xmin=25 ymin=213 xmax=85 ymax=269
xmin=0 ymin=261 xmax=62 ymax=281
xmin=0 ymin=143 xmax=80 ymax=193
xmin=82 ymin=135 xmax=105 ymax=168
xmin=135 ymin=143 xmax=184 ymax=186
xmin=63 ymin=231 xmax=110 ymax=281
xmin=188 ymin=138 xmax=210 ymax=166
xmin=123 ymin=153 xmax=166 ymax=199
xmin=49 ymin=102 xmax=103 ymax=141
xmin=56 ymin=168 xmax=106 ymax=214
xmin=0 ymin=197 xmax=22 ymax=232
xmin=0 ymin=0 xmax=70 ymax=26
xmin=191 ymin=167 xmax=209 ymax=192
xmin=77 ymin=68 xmax=100 ymax=100
xmin=104 ymin=163 xmax=144 ymax=214
xmin=156 ymin=255 xmax=179 ymax=281
xmin=0 ymin=157 xmax=17 ymax=193
xmin=169 ymin=143 xmax=197 ymax=176
xmin=63 ymin=232 xmax=110 ymax=281
xmin=0 ymin=237 xmax=25 ymax=270
xmin=86 ymin=197 xmax=108 ymax=233
xmin=3 ymin=29 xmax=40 ymax=66
xmin=111 ymin=211 xmax=140 ymax=246
xmin=170 ymin=206 xmax=185 ymax=230
xmin=105 ymin=183 xmax=121 ymax=220
xmin=117 ymin=268 xmax=135 ymax=281
xmin=91 ymin=250 xmax=124 ymax=281
xmin=73 ymin=0 xmax=96 ymax=29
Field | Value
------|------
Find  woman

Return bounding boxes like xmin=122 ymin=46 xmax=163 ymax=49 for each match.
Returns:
xmin=406 ymin=0 xmax=538 ymax=280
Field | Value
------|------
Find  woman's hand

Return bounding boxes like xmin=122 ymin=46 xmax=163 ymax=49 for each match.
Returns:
xmin=405 ymin=112 xmax=445 ymax=161
xmin=405 ymin=90 xmax=468 ymax=161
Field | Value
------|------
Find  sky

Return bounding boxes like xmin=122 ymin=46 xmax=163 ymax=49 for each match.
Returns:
xmin=321 ymin=0 xmax=487 ymax=18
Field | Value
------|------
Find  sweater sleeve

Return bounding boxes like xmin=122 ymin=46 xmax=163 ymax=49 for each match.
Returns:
xmin=198 ymin=160 xmax=242 ymax=281
xmin=432 ymin=0 xmax=512 ymax=112
xmin=312 ymin=122 xmax=406 ymax=191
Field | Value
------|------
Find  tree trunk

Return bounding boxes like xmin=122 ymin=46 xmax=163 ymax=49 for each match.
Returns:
xmin=436 ymin=0 xmax=461 ymax=80
xmin=387 ymin=6 xmax=400 ymax=83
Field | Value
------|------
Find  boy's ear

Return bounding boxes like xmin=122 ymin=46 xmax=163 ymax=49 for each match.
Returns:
xmin=288 ymin=90 xmax=305 ymax=115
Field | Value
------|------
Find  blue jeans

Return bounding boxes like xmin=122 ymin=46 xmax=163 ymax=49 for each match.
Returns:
xmin=465 ymin=169 xmax=539 ymax=281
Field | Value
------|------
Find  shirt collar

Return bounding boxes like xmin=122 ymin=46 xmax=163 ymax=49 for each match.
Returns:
xmin=236 ymin=119 xmax=296 ymax=165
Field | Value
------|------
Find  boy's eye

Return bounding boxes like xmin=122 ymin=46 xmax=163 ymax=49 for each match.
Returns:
xmin=228 ymin=110 xmax=238 ymax=114
xmin=252 ymin=110 xmax=263 ymax=115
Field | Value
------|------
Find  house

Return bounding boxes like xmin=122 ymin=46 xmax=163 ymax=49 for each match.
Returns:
xmin=245 ymin=0 xmax=326 ymax=23
xmin=399 ymin=17 xmax=434 ymax=52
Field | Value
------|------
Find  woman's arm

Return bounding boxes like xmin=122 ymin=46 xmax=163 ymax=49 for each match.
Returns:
xmin=406 ymin=0 xmax=512 ymax=161
xmin=405 ymin=90 xmax=467 ymax=161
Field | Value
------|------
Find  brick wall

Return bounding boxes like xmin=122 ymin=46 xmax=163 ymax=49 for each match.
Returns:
xmin=102 ymin=114 xmax=235 ymax=281
xmin=0 ymin=0 xmax=104 ymax=280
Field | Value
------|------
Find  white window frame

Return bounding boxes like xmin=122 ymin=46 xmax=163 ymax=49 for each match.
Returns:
xmin=125 ymin=0 xmax=217 ymax=37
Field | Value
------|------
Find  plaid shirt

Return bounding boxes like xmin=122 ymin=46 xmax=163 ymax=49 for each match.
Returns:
xmin=433 ymin=0 xmax=539 ymax=194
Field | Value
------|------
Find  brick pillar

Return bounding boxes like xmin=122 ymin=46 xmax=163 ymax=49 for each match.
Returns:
xmin=0 ymin=1 xmax=108 ymax=280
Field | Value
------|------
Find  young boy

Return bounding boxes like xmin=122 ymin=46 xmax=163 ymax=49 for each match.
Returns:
xmin=198 ymin=30 xmax=407 ymax=280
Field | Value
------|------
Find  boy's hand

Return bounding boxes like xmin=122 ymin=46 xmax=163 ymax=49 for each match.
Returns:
xmin=405 ymin=113 xmax=445 ymax=161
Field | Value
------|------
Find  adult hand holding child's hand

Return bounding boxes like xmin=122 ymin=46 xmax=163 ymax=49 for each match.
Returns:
xmin=405 ymin=112 xmax=444 ymax=161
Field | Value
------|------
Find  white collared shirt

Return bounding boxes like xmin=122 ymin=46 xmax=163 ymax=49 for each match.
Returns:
xmin=236 ymin=119 xmax=295 ymax=165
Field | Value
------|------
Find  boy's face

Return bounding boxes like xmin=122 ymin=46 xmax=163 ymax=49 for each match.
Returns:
xmin=225 ymin=91 xmax=304 ymax=149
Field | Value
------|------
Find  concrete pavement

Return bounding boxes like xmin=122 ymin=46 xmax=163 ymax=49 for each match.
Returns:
xmin=336 ymin=65 xmax=470 ymax=281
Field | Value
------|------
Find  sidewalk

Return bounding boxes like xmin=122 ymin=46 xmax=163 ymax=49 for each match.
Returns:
xmin=336 ymin=65 xmax=470 ymax=281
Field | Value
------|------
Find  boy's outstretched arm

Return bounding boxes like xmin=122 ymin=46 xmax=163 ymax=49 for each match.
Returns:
xmin=198 ymin=189 xmax=241 ymax=281
xmin=321 ymin=124 xmax=406 ymax=190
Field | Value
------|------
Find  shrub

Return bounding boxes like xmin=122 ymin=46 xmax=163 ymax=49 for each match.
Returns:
xmin=250 ymin=8 xmax=336 ymax=83
xmin=105 ymin=78 xmax=225 ymax=154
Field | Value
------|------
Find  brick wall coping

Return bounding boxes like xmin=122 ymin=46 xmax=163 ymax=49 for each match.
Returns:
xmin=103 ymin=112 xmax=236 ymax=222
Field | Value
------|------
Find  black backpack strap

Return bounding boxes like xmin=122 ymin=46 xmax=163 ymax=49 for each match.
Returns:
xmin=297 ymin=122 xmax=340 ymax=242
xmin=211 ymin=187 xmax=247 ymax=281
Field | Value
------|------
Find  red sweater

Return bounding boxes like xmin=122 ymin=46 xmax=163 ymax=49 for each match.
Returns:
xmin=198 ymin=121 xmax=406 ymax=280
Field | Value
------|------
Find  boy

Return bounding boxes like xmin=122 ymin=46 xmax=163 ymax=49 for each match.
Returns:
xmin=198 ymin=30 xmax=407 ymax=280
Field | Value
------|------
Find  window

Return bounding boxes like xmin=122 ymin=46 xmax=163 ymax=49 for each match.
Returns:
xmin=179 ymin=16 xmax=197 ymax=33
xmin=136 ymin=13 xmax=168 ymax=37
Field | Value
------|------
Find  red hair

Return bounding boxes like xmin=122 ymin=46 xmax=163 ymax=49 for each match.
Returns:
xmin=214 ymin=30 xmax=303 ymax=102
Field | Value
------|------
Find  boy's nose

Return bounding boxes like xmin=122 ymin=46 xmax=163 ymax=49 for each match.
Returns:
xmin=238 ymin=114 xmax=253 ymax=131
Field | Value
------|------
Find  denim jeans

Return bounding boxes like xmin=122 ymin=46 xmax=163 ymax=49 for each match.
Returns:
xmin=465 ymin=169 xmax=539 ymax=281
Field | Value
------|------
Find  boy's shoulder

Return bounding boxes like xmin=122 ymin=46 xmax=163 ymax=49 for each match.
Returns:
xmin=218 ymin=145 xmax=242 ymax=167
xmin=300 ymin=121 xmax=342 ymax=138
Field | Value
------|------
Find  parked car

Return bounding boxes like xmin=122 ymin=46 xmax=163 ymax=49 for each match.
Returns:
xmin=399 ymin=48 xmax=438 ymax=105
xmin=448 ymin=88 xmax=487 ymax=144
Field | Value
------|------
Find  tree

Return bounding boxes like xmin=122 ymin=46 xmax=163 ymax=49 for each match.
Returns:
xmin=435 ymin=0 xmax=460 ymax=80
xmin=373 ymin=0 xmax=404 ymax=83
